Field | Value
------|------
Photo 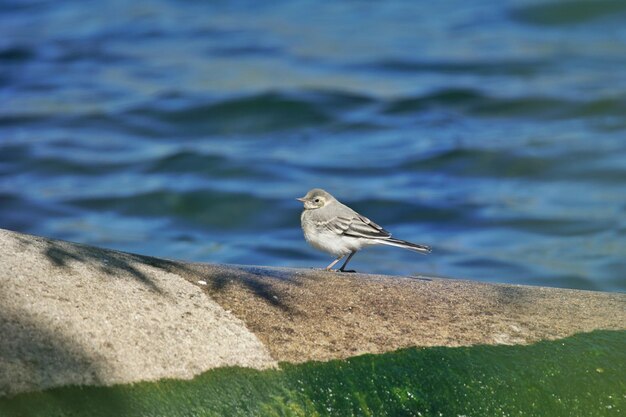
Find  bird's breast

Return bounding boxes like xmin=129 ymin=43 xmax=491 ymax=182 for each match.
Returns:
xmin=301 ymin=211 xmax=361 ymax=256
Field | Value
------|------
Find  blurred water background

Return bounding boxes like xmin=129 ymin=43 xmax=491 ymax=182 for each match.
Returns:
xmin=1 ymin=0 xmax=625 ymax=291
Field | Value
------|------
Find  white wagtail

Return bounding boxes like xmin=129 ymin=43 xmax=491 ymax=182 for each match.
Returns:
xmin=298 ymin=188 xmax=431 ymax=272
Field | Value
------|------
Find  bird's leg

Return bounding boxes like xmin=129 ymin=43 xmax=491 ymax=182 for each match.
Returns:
xmin=338 ymin=251 xmax=357 ymax=273
xmin=325 ymin=255 xmax=344 ymax=271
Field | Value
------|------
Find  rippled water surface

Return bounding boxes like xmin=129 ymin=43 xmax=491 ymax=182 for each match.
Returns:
xmin=2 ymin=0 xmax=626 ymax=291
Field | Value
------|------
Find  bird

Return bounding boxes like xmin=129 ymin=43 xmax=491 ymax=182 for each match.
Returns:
xmin=297 ymin=188 xmax=431 ymax=272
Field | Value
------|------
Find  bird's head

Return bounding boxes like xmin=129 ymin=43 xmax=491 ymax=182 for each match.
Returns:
xmin=297 ymin=188 xmax=335 ymax=210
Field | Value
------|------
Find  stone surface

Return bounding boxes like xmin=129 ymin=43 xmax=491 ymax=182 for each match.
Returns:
xmin=0 ymin=229 xmax=275 ymax=397
xmin=1 ymin=227 xmax=625 ymax=397
xmin=180 ymin=264 xmax=626 ymax=363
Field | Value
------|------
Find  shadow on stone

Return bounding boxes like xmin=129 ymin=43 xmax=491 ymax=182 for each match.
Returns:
xmin=12 ymin=234 xmax=201 ymax=295
xmin=0 ymin=306 xmax=107 ymax=397
xmin=1 ymin=230 xmax=207 ymax=401
xmin=493 ymin=284 xmax=535 ymax=308
xmin=204 ymin=266 xmax=305 ymax=313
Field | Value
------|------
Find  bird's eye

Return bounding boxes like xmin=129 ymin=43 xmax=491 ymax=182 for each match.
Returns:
xmin=314 ymin=198 xmax=320 ymax=203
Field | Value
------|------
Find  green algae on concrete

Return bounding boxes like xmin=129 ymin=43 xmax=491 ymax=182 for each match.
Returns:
xmin=1 ymin=330 xmax=624 ymax=417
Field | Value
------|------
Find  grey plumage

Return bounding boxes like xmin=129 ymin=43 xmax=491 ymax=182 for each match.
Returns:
xmin=298 ymin=188 xmax=431 ymax=272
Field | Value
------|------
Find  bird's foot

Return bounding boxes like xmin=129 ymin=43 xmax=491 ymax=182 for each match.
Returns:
xmin=338 ymin=269 xmax=356 ymax=273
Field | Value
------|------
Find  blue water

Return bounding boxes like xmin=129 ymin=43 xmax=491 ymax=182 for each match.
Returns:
xmin=1 ymin=0 xmax=626 ymax=291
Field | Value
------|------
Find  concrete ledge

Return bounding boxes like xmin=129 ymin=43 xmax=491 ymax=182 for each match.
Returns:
xmin=186 ymin=265 xmax=625 ymax=363
xmin=0 ymin=229 xmax=275 ymax=397
xmin=1 ymin=228 xmax=624 ymax=397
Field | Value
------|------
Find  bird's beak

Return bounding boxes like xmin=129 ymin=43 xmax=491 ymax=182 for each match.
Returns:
xmin=296 ymin=197 xmax=306 ymax=202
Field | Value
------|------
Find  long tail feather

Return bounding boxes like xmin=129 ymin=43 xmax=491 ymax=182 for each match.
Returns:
xmin=379 ymin=238 xmax=431 ymax=254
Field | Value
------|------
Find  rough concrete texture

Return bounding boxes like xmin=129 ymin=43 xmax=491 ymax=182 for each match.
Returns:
xmin=181 ymin=265 xmax=626 ymax=363
xmin=0 ymin=229 xmax=276 ymax=397
xmin=1 ymin=228 xmax=625 ymax=397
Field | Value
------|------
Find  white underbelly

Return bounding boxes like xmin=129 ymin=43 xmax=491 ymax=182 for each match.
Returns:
xmin=302 ymin=225 xmax=368 ymax=257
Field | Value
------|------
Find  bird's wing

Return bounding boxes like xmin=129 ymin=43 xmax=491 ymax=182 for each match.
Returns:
xmin=315 ymin=214 xmax=391 ymax=239
xmin=314 ymin=216 xmax=352 ymax=235
xmin=343 ymin=214 xmax=392 ymax=239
